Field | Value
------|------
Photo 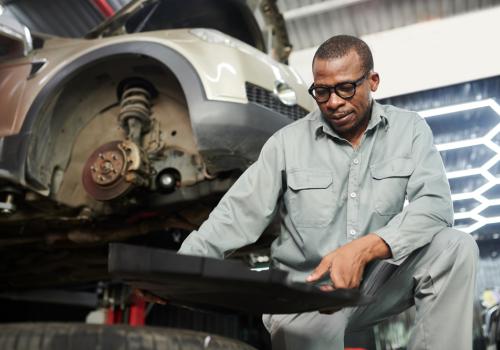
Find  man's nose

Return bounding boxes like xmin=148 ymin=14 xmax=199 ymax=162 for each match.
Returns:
xmin=325 ymin=92 xmax=345 ymax=109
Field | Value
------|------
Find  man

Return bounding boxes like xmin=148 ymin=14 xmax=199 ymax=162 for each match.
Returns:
xmin=176 ymin=35 xmax=479 ymax=349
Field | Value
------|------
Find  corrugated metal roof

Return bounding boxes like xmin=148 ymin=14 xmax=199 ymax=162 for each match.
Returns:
xmin=279 ymin=0 xmax=500 ymax=50
xmin=4 ymin=0 xmax=500 ymax=47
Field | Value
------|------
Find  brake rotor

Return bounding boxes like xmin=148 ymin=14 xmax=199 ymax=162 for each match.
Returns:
xmin=82 ymin=141 xmax=135 ymax=201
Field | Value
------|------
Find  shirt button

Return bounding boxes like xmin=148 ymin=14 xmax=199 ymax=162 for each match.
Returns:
xmin=349 ymin=229 xmax=356 ymax=236
xmin=353 ymin=159 xmax=359 ymax=165
xmin=350 ymin=192 xmax=357 ymax=198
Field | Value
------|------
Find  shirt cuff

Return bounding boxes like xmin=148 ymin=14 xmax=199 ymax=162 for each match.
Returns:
xmin=373 ymin=227 xmax=411 ymax=266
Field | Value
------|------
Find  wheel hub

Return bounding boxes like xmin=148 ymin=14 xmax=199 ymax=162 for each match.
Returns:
xmin=82 ymin=141 xmax=147 ymax=201
xmin=90 ymin=150 xmax=125 ymax=185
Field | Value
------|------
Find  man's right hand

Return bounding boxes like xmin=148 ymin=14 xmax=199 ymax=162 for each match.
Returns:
xmin=133 ymin=288 xmax=168 ymax=305
xmin=306 ymin=233 xmax=391 ymax=291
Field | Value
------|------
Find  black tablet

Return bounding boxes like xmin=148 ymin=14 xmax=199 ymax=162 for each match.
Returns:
xmin=108 ymin=243 xmax=373 ymax=314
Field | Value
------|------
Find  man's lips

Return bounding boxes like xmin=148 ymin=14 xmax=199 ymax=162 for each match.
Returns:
xmin=333 ymin=112 xmax=351 ymax=119
xmin=327 ymin=112 xmax=354 ymax=123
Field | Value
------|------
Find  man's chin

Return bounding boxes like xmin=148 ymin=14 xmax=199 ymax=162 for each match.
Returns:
xmin=329 ymin=121 xmax=355 ymax=134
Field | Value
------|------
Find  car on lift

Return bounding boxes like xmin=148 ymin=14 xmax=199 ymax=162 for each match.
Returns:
xmin=0 ymin=0 xmax=314 ymax=290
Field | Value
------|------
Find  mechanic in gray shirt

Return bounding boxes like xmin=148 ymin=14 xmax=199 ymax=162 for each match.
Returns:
xmin=178 ymin=35 xmax=479 ymax=349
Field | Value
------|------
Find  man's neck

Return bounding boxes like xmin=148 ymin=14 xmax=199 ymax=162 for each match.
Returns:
xmin=339 ymin=108 xmax=372 ymax=147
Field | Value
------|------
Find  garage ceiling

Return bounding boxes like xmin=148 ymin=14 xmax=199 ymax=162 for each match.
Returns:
xmin=2 ymin=0 xmax=131 ymax=37
xmin=2 ymin=0 xmax=500 ymax=50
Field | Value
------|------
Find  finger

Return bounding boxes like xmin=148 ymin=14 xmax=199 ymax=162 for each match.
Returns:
xmin=319 ymin=284 xmax=335 ymax=292
xmin=350 ymin=275 xmax=361 ymax=289
xmin=306 ymin=259 xmax=331 ymax=282
xmin=349 ymin=267 xmax=365 ymax=289
xmin=330 ymin=268 xmax=348 ymax=289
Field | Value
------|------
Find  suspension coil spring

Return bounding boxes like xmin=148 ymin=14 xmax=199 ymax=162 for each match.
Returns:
xmin=118 ymin=86 xmax=152 ymax=141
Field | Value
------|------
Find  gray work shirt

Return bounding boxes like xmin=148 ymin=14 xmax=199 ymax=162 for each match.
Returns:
xmin=178 ymin=101 xmax=454 ymax=282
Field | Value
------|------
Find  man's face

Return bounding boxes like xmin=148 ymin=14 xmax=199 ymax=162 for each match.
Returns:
xmin=312 ymin=50 xmax=379 ymax=138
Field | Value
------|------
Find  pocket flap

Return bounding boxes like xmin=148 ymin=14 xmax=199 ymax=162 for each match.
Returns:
xmin=288 ymin=170 xmax=333 ymax=190
xmin=370 ymin=158 xmax=414 ymax=179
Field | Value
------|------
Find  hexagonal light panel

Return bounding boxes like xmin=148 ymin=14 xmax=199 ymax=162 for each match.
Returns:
xmin=419 ymin=99 xmax=500 ymax=236
xmin=448 ymin=175 xmax=488 ymax=194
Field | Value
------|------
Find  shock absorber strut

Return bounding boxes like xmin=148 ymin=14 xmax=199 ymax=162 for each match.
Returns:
xmin=118 ymin=85 xmax=152 ymax=145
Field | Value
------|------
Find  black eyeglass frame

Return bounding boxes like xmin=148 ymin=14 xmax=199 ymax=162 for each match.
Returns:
xmin=308 ymin=71 xmax=369 ymax=102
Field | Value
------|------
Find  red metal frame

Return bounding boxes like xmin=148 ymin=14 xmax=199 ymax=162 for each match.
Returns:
xmin=105 ymin=294 xmax=146 ymax=326
xmin=91 ymin=0 xmax=115 ymax=18
xmin=128 ymin=295 xmax=146 ymax=326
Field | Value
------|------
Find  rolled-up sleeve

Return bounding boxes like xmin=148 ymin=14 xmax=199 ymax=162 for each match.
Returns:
xmin=178 ymin=133 xmax=285 ymax=258
xmin=375 ymin=117 xmax=454 ymax=263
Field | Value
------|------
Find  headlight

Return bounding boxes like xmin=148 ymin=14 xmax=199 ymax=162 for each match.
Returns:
xmin=274 ymin=81 xmax=297 ymax=106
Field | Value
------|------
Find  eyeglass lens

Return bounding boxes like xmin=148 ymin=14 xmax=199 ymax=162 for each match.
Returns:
xmin=312 ymin=82 xmax=357 ymax=101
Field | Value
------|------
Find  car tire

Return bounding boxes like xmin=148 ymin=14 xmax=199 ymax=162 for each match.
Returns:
xmin=0 ymin=323 xmax=256 ymax=350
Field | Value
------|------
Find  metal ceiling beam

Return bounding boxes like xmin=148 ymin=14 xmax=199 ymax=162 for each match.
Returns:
xmin=283 ymin=0 xmax=371 ymax=21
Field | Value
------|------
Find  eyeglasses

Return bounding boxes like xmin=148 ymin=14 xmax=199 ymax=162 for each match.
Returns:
xmin=308 ymin=72 xmax=369 ymax=102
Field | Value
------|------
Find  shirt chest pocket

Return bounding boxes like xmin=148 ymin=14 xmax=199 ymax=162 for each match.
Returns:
xmin=370 ymin=158 xmax=414 ymax=216
xmin=286 ymin=170 xmax=335 ymax=228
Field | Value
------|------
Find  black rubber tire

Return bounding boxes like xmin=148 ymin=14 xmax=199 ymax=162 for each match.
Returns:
xmin=0 ymin=323 xmax=256 ymax=350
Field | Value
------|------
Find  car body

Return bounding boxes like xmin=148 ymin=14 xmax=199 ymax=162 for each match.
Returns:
xmin=0 ymin=0 xmax=314 ymax=288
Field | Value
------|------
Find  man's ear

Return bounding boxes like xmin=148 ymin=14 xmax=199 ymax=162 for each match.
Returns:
xmin=369 ymin=72 xmax=380 ymax=92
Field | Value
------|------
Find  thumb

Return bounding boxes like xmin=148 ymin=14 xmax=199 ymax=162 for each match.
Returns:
xmin=306 ymin=260 xmax=330 ymax=282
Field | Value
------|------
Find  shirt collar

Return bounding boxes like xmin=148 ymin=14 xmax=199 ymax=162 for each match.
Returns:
xmin=313 ymin=100 xmax=388 ymax=140
xmin=368 ymin=100 xmax=389 ymax=131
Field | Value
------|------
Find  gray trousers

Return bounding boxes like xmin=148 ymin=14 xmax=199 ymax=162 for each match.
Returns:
xmin=263 ymin=227 xmax=479 ymax=350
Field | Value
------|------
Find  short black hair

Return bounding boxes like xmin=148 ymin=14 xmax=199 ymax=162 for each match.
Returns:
xmin=313 ymin=35 xmax=374 ymax=73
